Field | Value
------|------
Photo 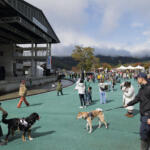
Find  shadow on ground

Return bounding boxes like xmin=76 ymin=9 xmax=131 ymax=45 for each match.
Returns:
xmin=89 ymin=100 xmax=99 ymax=106
xmin=4 ymin=126 xmax=56 ymax=143
xmin=106 ymin=99 xmax=114 ymax=104
xmin=92 ymin=124 xmax=109 ymax=133
xmin=21 ymin=103 xmax=43 ymax=108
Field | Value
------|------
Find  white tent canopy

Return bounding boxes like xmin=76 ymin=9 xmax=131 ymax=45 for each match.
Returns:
xmin=117 ymin=65 xmax=145 ymax=70
xmin=117 ymin=65 xmax=127 ymax=70
xmin=126 ymin=65 xmax=135 ymax=70
xmin=98 ymin=67 xmax=103 ymax=70
xmin=135 ymin=65 xmax=145 ymax=70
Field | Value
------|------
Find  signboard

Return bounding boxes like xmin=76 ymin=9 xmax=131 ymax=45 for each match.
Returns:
xmin=33 ymin=17 xmax=48 ymax=33
xmin=47 ymin=56 xmax=51 ymax=69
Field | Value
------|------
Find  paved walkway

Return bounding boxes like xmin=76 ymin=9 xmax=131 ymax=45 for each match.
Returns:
xmin=0 ymin=79 xmax=74 ymax=101
xmin=1 ymin=79 xmax=140 ymax=150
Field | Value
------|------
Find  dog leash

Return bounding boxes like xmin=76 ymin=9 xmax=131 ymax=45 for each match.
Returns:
xmin=104 ymin=106 xmax=124 ymax=112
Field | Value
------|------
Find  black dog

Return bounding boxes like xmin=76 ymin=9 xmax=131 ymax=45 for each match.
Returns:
xmin=2 ymin=112 xmax=40 ymax=142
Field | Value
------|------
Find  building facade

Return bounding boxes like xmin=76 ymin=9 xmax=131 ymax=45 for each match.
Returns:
xmin=0 ymin=0 xmax=60 ymax=80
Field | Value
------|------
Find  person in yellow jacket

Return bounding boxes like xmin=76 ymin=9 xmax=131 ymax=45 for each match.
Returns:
xmin=17 ymin=80 xmax=30 ymax=108
xmin=56 ymin=80 xmax=63 ymax=96
xmin=97 ymin=74 xmax=100 ymax=82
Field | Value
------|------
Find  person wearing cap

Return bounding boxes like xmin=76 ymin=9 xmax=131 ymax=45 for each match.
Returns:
xmin=124 ymin=72 xmax=150 ymax=150
xmin=17 ymin=80 xmax=30 ymax=108
xmin=0 ymin=103 xmax=7 ymax=145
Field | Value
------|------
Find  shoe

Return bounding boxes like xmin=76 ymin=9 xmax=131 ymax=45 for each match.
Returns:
xmin=127 ymin=114 xmax=134 ymax=118
xmin=125 ymin=113 xmax=129 ymax=116
xmin=84 ymin=106 xmax=87 ymax=108
xmin=125 ymin=113 xmax=133 ymax=118
xmin=79 ymin=106 xmax=83 ymax=108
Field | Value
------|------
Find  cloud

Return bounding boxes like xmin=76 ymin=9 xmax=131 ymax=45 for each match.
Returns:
xmin=51 ymin=30 xmax=138 ymax=57
xmin=143 ymin=30 xmax=150 ymax=36
xmin=131 ymin=22 xmax=144 ymax=28
xmin=25 ymin=0 xmax=89 ymax=31
xmin=25 ymin=0 xmax=150 ymax=57
xmin=26 ymin=0 xmax=150 ymax=34
xmin=92 ymin=0 xmax=150 ymax=34
xmin=52 ymin=29 xmax=150 ymax=57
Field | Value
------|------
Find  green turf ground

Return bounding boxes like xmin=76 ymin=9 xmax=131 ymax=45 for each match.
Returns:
xmin=1 ymin=79 xmax=141 ymax=150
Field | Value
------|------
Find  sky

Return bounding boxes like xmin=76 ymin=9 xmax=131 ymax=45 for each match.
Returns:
xmin=26 ymin=0 xmax=150 ymax=57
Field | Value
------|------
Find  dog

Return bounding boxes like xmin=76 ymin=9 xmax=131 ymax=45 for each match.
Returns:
xmin=2 ymin=112 xmax=40 ymax=142
xmin=77 ymin=108 xmax=108 ymax=133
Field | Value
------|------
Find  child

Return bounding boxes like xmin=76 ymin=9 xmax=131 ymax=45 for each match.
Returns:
xmin=87 ymin=86 xmax=92 ymax=104
xmin=56 ymin=80 xmax=63 ymax=96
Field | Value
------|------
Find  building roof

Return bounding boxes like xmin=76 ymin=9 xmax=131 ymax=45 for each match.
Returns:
xmin=0 ymin=0 xmax=60 ymax=44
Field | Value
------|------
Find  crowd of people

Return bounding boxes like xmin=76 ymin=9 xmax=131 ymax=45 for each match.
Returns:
xmin=73 ymin=70 xmax=150 ymax=150
xmin=1 ymin=69 xmax=150 ymax=150
xmin=74 ymin=70 xmax=137 ymax=108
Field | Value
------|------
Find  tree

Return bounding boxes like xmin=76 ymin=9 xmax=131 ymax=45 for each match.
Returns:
xmin=72 ymin=46 xmax=100 ymax=71
xmin=72 ymin=66 xmax=80 ymax=73
xmin=101 ymin=63 xmax=112 ymax=70
xmin=91 ymin=57 xmax=100 ymax=71
xmin=132 ymin=62 xmax=142 ymax=67
xmin=142 ymin=62 xmax=150 ymax=70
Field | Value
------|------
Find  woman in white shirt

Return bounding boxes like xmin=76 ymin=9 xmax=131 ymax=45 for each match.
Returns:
xmin=75 ymin=79 xmax=86 ymax=108
xmin=121 ymin=81 xmax=135 ymax=117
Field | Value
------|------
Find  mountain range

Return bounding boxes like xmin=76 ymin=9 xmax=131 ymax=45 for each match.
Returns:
xmin=52 ymin=55 xmax=150 ymax=70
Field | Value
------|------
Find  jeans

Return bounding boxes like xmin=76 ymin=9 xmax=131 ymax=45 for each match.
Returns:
xmin=85 ymin=90 xmax=92 ymax=104
xmin=79 ymin=94 xmax=86 ymax=106
xmin=141 ymin=140 xmax=150 ymax=150
xmin=87 ymin=92 xmax=92 ymax=103
xmin=140 ymin=116 xmax=150 ymax=150
xmin=100 ymin=91 xmax=106 ymax=104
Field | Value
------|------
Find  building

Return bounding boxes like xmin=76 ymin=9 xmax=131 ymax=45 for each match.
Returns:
xmin=0 ymin=0 xmax=60 ymax=80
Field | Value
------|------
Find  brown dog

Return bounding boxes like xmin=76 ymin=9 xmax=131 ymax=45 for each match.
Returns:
xmin=77 ymin=108 xmax=108 ymax=133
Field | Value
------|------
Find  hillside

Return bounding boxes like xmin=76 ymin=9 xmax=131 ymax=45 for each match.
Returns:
xmin=52 ymin=55 xmax=150 ymax=70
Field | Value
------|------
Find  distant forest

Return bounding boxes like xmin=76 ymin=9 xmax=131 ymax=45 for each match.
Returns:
xmin=52 ymin=55 xmax=150 ymax=70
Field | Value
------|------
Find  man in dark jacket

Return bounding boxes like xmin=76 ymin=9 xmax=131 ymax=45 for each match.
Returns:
xmin=124 ymin=72 xmax=150 ymax=150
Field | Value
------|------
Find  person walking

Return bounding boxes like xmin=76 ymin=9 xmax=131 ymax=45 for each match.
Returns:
xmin=84 ymin=78 xmax=91 ymax=105
xmin=121 ymin=81 xmax=135 ymax=117
xmin=75 ymin=79 xmax=86 ymax=108
xmin=56 ymin=80 xmax=63 ymax=96
xmin=0 ymin=103 xmax=7 ymax=145
xmin=87 ymin=86 xmax=92 ymax=104
xmin=98 ymin=79 xmax=107 ymax=104
xmin=124 ymin=73 xmax=150 ymax=150
xmin=17 ymin=80 xmax=30 ymax=108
